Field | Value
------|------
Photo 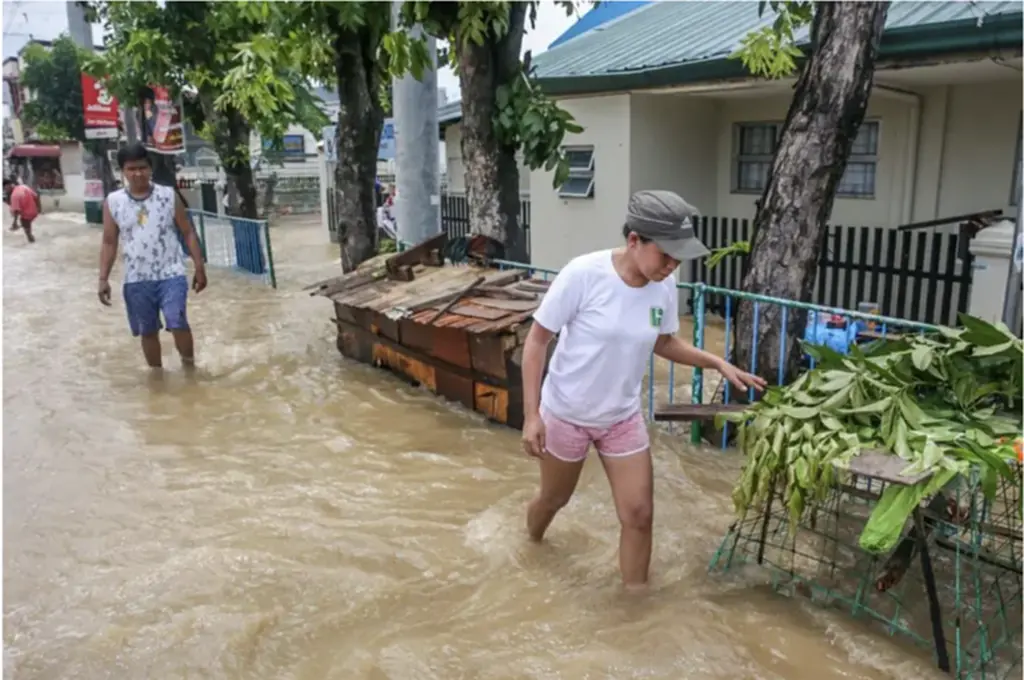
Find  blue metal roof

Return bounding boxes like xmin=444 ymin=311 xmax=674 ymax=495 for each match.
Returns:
xmin=533 ymin=1 xmax=1023 ymax=80
xmin=548 ymin=2 xmax=652 ymax=50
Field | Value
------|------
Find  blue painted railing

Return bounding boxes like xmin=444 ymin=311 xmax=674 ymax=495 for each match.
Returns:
xmin=187 ymin=209 xmax=277 ymax=289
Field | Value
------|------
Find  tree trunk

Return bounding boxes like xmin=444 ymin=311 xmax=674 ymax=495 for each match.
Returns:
xmin=199 ymin=94 xmax=259 ymax=219
xmin=456 ymin=3 xmax=529 ymax=263
xmin=331 ymin=23 xmax=384 ymax=273
xmin=734 ymin=2 xmax=889 ymax=384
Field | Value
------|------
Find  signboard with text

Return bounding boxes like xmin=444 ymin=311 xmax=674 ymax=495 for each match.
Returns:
xmin=80 ymin=73 xmax=119 ymax=140
xmin=140 ymin=85 xmax=184 ymax=154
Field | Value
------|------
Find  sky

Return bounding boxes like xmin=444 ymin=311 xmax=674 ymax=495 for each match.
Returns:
xmin=2 ymin=0 xmax=581 ymax=101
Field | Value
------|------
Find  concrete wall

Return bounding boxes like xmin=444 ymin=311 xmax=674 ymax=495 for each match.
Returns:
xmin=528 ymin=93 xmax=632 ymax=271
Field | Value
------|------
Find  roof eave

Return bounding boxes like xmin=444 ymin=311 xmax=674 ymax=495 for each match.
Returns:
xmin=534 ymin=12 xmax=1024 ymax=97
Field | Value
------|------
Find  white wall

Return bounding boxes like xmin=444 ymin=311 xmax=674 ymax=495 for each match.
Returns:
xmin=529 ymin=94 xmax=632 ymax=270
xmin=630 ymin=93 xmax=719 ymax=214
xmin=442 ymin=122 xmax=530 ymax=195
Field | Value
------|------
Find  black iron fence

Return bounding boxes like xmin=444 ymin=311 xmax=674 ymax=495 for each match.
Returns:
xmin=688 ymin=216 xmax=974 ymax=327
xmin=440 ymin=194 xmax=532 ymax=255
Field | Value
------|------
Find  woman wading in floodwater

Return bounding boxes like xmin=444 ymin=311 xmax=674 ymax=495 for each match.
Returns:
xmin=520 ymin=190 xmax=766 ymax=590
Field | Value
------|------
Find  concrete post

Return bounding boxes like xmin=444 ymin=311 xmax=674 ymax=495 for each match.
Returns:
xmin=968 ymin=219 xmax=1017 ymax=324
xmin=66 ymin=1 xmax=105 ymax=223
xmin=390 ymin=2 xmax=441 ymax=248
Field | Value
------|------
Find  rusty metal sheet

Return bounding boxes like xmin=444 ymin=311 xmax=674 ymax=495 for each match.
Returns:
xmin=370 ymin=311 xmax=401 ymax=342
xmin=469 ymin=334 xmax=511 ymax=380
xmin=371 ymin=344 xmax=438 ymax=391
xmin=430 ymin=326 xmax=472 ymax=369
xmin=474 ymin=383 xmax=509 ymax=423
xmin=435 ymin=369 xmax=475 ymax=411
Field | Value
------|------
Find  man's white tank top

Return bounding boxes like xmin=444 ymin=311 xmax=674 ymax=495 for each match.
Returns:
xmin=107 ymin=184 xmax=187 ymax=284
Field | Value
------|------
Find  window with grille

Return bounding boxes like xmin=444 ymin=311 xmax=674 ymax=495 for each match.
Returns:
xmin=557 ymin=146 xmax=595 ymax=199
xmin=733 ymin=121 xmax=880 ymax=198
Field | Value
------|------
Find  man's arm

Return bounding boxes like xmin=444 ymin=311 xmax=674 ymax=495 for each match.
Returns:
xmin=99 ymin=199 xmax=119 ymax=283
xmin=173 ymin=194 xmax=205 ymax=269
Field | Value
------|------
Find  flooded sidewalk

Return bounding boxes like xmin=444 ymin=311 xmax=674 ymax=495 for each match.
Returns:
xmin=3 ymin=213 xmax=942 ymax=679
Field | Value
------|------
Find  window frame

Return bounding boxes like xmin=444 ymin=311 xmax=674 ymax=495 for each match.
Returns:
xmin=557 ymin=145 xmax=595 ymax=199
xmin=731 ymin=120 xmax=881 ymax=199
xmin=1010 ymin=112 xmax=1022 ymax=208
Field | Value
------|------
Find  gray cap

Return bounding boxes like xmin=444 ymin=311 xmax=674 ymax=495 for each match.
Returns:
xmin=625 ymin=190 xmax=709 ymax=261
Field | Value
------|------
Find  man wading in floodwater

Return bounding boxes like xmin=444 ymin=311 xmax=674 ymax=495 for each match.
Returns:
xmin=520 ymin=190 xmax=767 ymax=590
xmin=98 ymin=142 xmax=207 ymax=369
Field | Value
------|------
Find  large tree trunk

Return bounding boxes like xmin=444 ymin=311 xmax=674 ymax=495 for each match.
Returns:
xmin=734 ymin=2 xmax=889 ymax=384
xmin=199 ymin=94 xmax=259 ymax=219
xmin=456 ymin=3 xmax=529 ymax=263
xmin=331 ymin=23 xmax=384 ymax=273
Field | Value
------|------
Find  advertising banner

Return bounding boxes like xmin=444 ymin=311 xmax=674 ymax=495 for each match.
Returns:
xmin=80 ymin=73 xmax=119 ymax=140
xmin=140 ymin=85 xmax=184 ymax=155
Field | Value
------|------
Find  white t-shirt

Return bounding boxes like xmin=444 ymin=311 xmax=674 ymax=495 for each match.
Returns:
xmin=534 ymin=249 xmax=680 ymax=427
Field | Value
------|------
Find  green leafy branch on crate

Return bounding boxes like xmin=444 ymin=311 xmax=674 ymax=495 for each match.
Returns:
xmin=718 ymin=314 xmax=1023 ymax=555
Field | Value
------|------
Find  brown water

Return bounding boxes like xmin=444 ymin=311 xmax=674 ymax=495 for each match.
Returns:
xmin=3 ymin=214 xmax=945 ymax=680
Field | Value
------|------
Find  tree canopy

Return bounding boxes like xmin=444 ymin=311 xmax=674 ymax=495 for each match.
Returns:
xmin=19 ymin=35 xmax=89 ymax=143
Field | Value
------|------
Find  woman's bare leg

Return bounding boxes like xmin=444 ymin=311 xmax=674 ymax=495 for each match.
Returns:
xmin=527 ymin=454 xmax=585 ymax=542
xmin=600 ymin=450 xmax=654 ymax=588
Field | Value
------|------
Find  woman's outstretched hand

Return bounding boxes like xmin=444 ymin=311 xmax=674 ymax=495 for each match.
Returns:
xmin=718 ymin=362 xmax=767 ymax=393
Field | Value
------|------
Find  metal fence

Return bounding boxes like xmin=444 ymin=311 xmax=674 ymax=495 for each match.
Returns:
xmin=187 ymin=209 xmax=277 ymax=289
xmin=688 ymin=216 xmax=974 ymax=327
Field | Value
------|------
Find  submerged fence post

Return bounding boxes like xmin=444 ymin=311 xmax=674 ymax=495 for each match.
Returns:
xmin=198 ymin=213 xmax=208 ymax=263
xmin=264 ymin=219 xmax=277 ymax=289
xmin=690 ymin=283 xmax=706 ymax=445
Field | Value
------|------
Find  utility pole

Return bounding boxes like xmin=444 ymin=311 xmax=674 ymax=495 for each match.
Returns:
xmin=66 ymin=0 xmax=105 ymax=223
xmin=390 ymin=2 xmax=441 ymax=247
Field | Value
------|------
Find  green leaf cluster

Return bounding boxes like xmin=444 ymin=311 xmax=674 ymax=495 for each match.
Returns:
xmin=19 ymin=36 xmax=91 ymax=143
xmin=730 ymin=1 xmax=814 ymax=79
xmin=399 ymin=1 xmax=586 ymax=189
xmin=720 ymin=314 xmax=1023 ymax=555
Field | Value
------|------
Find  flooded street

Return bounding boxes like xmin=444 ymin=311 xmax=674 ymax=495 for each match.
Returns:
xmin=3 ymin=214 xmax=944 ymax=679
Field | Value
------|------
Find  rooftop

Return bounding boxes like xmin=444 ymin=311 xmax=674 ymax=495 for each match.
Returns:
xmin=531 ymin=1 xmax=1023 ymax=94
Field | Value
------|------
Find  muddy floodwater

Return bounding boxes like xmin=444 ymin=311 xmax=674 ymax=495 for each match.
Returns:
xmin=3 ymin=213 xmax=945 ymax=679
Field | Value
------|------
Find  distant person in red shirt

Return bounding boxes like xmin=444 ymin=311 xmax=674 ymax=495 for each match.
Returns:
xmin=3 ymin=179 xmax=39 ymax=243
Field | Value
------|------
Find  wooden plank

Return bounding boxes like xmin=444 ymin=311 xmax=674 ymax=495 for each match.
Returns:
xmin=424 ymin=276 xmax=486 ymax=325
xmin=837 ymin=450 xmax=933 ymax=487
xmin=450 ymin=303 xmax=508 ymax=320
xmin=469 ymin=298 xmax=538 ymax=312
xmin=371 ymin=344 xmax=437 ymax=391
xmin=385 ymin=232 xmax=448 ymax=275
xmin=475 ymin=285 xmax=537 ymax=301
xmin=653 ymin=403 xmax=748 ymax=422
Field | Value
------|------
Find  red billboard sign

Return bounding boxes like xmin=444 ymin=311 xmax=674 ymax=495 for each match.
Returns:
xmin=80 ymin=73 xmax=119 ymax=139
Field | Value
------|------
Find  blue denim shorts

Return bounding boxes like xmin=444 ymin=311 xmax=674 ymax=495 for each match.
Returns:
xmin=122 ymin=275 xmax=190 ymax=337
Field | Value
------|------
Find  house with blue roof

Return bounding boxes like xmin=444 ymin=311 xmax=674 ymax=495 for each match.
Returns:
xmin=442 ymin=1 xmax=1022 ymax=277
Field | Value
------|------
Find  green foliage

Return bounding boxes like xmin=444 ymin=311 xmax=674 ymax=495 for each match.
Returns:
xmin=377 ymin=237 xmax=398 ymax=255
xmin=730 ymin=1 xmax=815 ymax=78
xmin=705 ymin=240 xmax=751 ymax=270
xmin=19 ymin=36 xmax=90 ymax=142
xmin=721 ymin=314 xmax=1023 ymax=555
xmin=399 ymin=1 xmax=586 ymax=188
xmin=87 ymin=1 xmax=329 ymax=165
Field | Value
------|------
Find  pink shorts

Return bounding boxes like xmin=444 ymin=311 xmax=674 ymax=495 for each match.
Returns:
xmin=541 ymin=408 xmax=650 ymax=463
